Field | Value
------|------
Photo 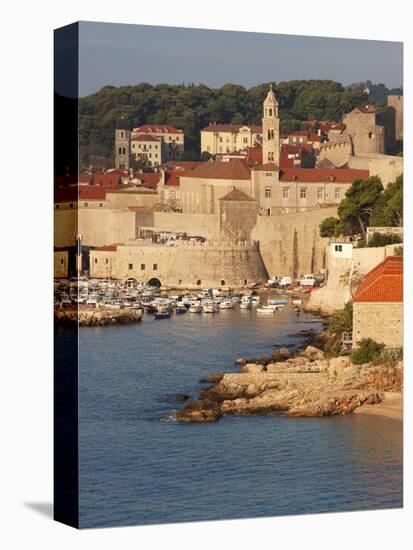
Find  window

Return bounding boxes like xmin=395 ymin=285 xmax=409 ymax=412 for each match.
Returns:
xmin=122 ymin=147 xmax=126 ymax=155
xmin=99 ymin=203 xmax=104 ymax=208
xmin=55 ymin=204 xmax=60 ymax=209
xmin=300 ymin=188 xmax=307 ymax=199
xmin=269 ymin=108 xmax=272 ymax=116
xmin=121 ymin=131 xmax=124 ymax=138
xmin=243 ymin=137 xmax=248 ymax=144
xmin=118 ymin=147 xmax=122 ymax=155
xmin=368 ymin=132 xmax=373 ymax=139
xmin=60 ymin=259 xmax=64 ymax=264
xmin=282 ymin=188 xmax=289 ymax=199
xmin=265 ymin=187 xmax=272 ymax=198
xmin=317 ymin=188 xmax=323 ymax=200
xmin=105 ymin=258 xmax=109 ymax=264
xmin=94 ymin=258 xmax=98 ymax=264
xmin=128 ymin=263 xmax=133 ymax=270
xmin=266 ymin=208 xmax=271 ymax=216
xmin=219 ymin=137 xmax=223 ymax=143
xmin=221 ymin=280 xmax=225 ymax=286
xmin=265 ymin=172 xmax=273 ymax=177
xmin=153 ymin=263 xmax=158 ymax=271
xmin=335 ymin=188 xmax=341 ymax=200
xmin=335 ymin=245 xmax=343 ymax=252
xmin=69 ymin=203 xmax=74 ymax=208
xmin=84 ymin=202 xmax=88 ymax=207
xmin=132 ymin=144 xmax=135 ymax=149
xmin=196 ymin=279 xmax=201 ymax=286
xmin=141 ymin=264 xmax=145 ymax=270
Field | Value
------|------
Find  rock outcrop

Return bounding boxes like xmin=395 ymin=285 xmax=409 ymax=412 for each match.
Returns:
xmin=175 ymin=346 xmax=403 ymax=423
xmin=54 ymin=307 xmax=143 ymax=326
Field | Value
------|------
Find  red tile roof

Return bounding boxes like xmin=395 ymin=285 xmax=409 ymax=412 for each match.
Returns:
xmin=134 ymin=172 xmax=161 ymax=189
xmin=91 ymin=173 xmax=122 ymax=188
xmin=201 ymin=123 xmax=262 ymax=133
xmin=182 ymin=159 xmax=251 ymax=180
xmin=253 ymin=162 xmax=280 ymax=171
xmin=94 ymin=245 xmax=118 ymax=252
xmin=289 ymin=130 xmax=320 ymax=142
xmin=279 ymin=168 xmax=369 ymax=183
xmin=133 ymin=124 xmax=183 ymax=134
xmin=353 ymin=256 xmax=403 ymax=303
xmin=132 ymin=134 xmax=161 ymax=142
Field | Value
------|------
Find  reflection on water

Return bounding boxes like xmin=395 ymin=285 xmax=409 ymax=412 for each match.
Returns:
xmin=70 ymin=306 xmax=402 ymax=528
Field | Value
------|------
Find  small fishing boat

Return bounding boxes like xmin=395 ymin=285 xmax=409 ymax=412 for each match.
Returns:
xmin=175 ymin=305 xmax=187 ymax=314
xmin=154 ymin=306 xmax=171 ymax=319
xmin=240 ymin=296 xmax=252 ymax=309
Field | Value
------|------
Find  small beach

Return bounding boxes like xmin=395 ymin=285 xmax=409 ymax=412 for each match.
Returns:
xmin=353 ymin=391 xmax=403 ymax=420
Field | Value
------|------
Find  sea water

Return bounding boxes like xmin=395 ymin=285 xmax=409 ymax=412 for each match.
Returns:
xmin=62 ymin=306 xmax=402 ymax=527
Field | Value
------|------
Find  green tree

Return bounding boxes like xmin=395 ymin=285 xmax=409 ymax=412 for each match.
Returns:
xmin=328 ymin=302 xmax=353 ymax=337
xmin=369 ymin=175 xmax=403 ymax=227
xmin=351 ymin=338 xmax=385 ymax=365
xmin=319 ymin=217 xmax=341 ymax=238
xmin=337 ymin=177 xmax=384 ymax=240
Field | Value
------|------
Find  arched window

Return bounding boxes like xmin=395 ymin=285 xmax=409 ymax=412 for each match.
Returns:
xmin=196 ymin=279 xmax=201 ymax=286
xmin=269 ymin=108 xmax=272 ymax=116
xmin=118 ymin=147 xmax=122 ymax=154
xmin=221 ymin=280 xmax=225 ymax=286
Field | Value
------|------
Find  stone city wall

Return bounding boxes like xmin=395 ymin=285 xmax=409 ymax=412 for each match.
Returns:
xmin=252 ymin=207 xmax=336 ymax=278
xmin=89 ymin=240 xmax=268 ymax=288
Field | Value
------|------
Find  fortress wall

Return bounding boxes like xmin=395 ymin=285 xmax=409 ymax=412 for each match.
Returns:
xmin=90 ymin=241 xmax=268 ymax=288
xmin=369 ymin=156 xmax=403 ymax=187
xmin=55 ymin=208 xmax=137 ymax=248
xmin=152 ymin=211 xmax=218 ymax=239
xmin=218 ymin=200 xmax=258 ymax=242
xmin=252 ymin=207 xmax=337 ymax=278
xmin=54 ymin=208 xmax=77 ymax=248
xmin=79 ymin=209 xmax=137 ymax=247
xmin=318 ymin=139 xmax=352 ymax=167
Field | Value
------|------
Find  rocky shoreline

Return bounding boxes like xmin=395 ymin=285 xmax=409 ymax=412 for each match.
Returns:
xmin=176 ymin=344 xmax=403 ymax=423
xmin=54 ymin=307 xmax=143 ymax=327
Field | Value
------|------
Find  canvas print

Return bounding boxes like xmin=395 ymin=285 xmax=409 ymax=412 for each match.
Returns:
xmin=54 ymin=22 xmax=403 ymax=528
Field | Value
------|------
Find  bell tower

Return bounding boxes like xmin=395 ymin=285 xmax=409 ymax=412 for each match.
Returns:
xmin=115 ymin=118 xmax=130 ymax=169
xmin=262 ymin=85 xmax=280 ymax=165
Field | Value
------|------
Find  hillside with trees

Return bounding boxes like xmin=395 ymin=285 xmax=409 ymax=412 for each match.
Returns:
xmin=78 ymin=79 xmax=391 ymax=169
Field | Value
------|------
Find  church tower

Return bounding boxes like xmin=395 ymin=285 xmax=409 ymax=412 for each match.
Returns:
xmin=115 ymin=118 xmax=130 ymax=169
xmin=262 ymin=85 xmax=280 ymax=165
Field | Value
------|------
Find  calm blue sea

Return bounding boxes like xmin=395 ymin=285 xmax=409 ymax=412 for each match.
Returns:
xmin=67 ymin=306 xmax=402 ymax=528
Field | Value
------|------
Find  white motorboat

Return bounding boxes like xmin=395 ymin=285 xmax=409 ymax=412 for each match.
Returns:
xmin=240 ymin=296 xmax=252 ymax=309
xmin=203 ymin=300 xmax=217 ymax=313
xmin=189 ymin=303 xmax=203 ymax=313
xmin=292 ymin=299 xmax=303 ymax=305
xmin=251 ymin=296 xmax=260 ymax=306
xmin=256 ymin=307 xmax=276 ymax=314
xmin=219 ymin=299 xmax=234 ymax=309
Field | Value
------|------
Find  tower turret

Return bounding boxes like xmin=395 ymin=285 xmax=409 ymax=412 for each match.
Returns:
xmin=115 ymin=118 xmax=130 ymax=170
xmin=262 ymin=85 xmax=280 ymax=165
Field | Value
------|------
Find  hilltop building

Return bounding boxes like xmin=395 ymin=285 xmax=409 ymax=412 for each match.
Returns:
xmin=200 ymin=123 xmax=262 ymax=155
xmin=115 ymin=122 xmax=184 ymax=168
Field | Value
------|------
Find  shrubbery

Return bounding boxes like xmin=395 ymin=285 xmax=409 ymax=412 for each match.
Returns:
xmin=351 ymin=338 xmax=385 ymax=365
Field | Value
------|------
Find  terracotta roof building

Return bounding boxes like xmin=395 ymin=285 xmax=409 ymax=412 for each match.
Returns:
xmin=353 ymin=256 xmax=403 ymax=348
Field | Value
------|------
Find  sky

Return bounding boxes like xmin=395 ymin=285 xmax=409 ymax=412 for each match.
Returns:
xmin=76 ymin=21 xmax=403 ymax=97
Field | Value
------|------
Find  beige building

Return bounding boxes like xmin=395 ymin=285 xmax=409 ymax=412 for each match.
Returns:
xmin=200 ymin=124 xmax=262 ymax=156
xmin=342 ymin=106 xmax=396 ymax=156
xmin=353 ymin=256 xmax=403 ymax=348
xmin=115 ymin=123 xmax=184 ymax=168
xmin=131 ymin=124 xmax=184 ymax=164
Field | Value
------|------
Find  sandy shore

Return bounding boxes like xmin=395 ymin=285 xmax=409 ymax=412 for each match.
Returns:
xmin=354 ymin=392 xmax=403 ymax=421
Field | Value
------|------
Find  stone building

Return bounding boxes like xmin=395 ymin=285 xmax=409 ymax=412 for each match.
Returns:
xmin=353 ymin=256 xmax=403 ymax=348
xmin=115 ymin=123 xmax=184 ymax=168
xmin=387 ymin=95 xmax=403 ymax=142
xmin=343 ymin=105 xmax=395 ymax=155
